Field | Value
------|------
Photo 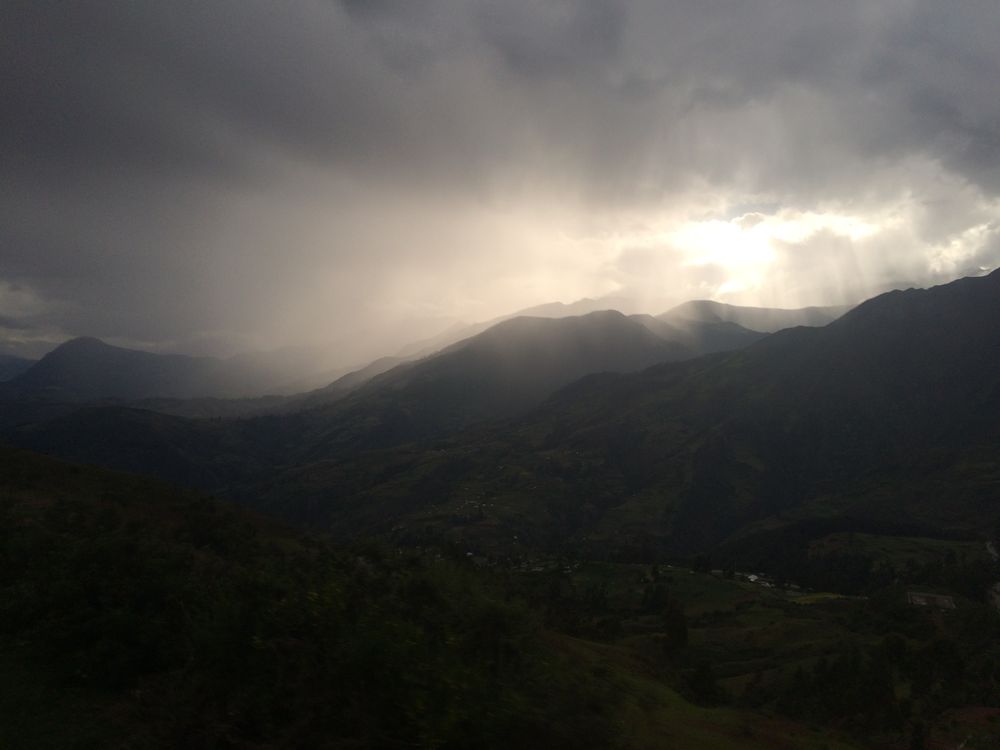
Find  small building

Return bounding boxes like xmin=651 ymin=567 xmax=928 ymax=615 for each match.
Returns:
xmin=906 ymin=591 xmax=956 ymax=609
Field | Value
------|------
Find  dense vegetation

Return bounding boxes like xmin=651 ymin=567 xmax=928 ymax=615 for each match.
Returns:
xmin=2 ymin=445 xmax=998 ymax=748
xmin=0 ymin=446 xmax=629 ymax=749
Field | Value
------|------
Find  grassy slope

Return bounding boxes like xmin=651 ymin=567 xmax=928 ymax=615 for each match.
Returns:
xmin=0 ymin=444 xmax=877 ymax=749
xmin=514 ymin=558 xmax=1000 ymax=749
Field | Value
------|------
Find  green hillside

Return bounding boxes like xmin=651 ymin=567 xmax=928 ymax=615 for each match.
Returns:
xmin=3 ymin=445 xmax=998 ymax=748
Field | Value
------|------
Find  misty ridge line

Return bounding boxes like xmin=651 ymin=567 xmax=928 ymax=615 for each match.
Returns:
xmin=0 ymin=295 xmax=853 ymax=412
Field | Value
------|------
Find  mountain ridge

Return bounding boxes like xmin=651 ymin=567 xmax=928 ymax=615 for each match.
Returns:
xmin=3 ymin=337 xmax=335 ymax=402
xmin=236 ymin=269 xmax=1000 ymax=554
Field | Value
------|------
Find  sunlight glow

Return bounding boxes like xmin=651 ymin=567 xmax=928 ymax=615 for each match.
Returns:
xmin=673 ymin=212 xmax=880 ymax=268
xmin=661 ymin=211 xmax=885 ymax=299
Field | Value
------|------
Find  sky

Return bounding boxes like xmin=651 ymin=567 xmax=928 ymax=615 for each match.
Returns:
xmin=2 ymin=0 xmax=999 ymax=361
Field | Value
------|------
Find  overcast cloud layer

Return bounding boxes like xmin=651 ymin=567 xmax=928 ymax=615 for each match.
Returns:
xmin=2 ymin=0 xmax=999 ymax=360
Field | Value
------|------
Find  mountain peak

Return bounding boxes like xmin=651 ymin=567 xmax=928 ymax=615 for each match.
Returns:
xmin=56 ymin=336 xmax=111 ymax=351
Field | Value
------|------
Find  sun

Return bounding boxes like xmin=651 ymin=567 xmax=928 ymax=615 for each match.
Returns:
xmin=671 ymin=218 xmax=775 ymax=271
xmin=666 ymin=211 xmax=882 ymax=298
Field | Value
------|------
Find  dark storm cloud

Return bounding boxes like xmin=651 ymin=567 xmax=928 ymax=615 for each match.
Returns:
xmin=6 ymin=0 xmax=999 ymax=194
xmin=2 ymin=3 xmax=249 ymax=183
xmin=1 ymin=0 xmax=999 ymax=358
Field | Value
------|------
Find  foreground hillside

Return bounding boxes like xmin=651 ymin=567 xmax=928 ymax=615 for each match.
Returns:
xmin=1 ymin=445 xmax=896 ymax=750
xmin=0 ymin=445 xmax=618 ymax=748
xmin=4 ymin=445 xmax=999 ymax=748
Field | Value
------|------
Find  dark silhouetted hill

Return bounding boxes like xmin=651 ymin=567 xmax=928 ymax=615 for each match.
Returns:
xmin=3 ymin=337 xmax=324 ymax=402
xmin=630 ymin=314 xmax=767 ymax=354
xmin=282 ymin=310 xmax=698 ymax=461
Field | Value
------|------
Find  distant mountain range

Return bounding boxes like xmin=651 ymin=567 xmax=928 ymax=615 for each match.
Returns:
xmin=658 ymin=299 xmax=851 ymax=332
xmin=0 ymin=337 xmax=336 ymax=403
xmin=223 ymin=270 xmax=998 ymax=553
xmin=394 ymin=297 xmax=845 ymax=359
xmin=1 ymin=301 xmax=776 ymax=482
xmin=0 ymin=297 xmax=846 ymax=413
